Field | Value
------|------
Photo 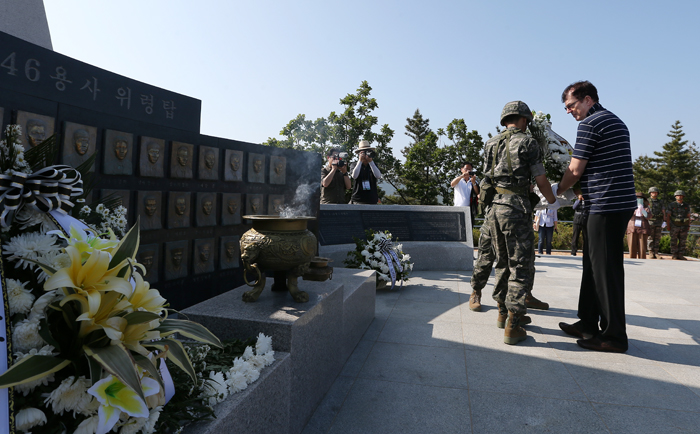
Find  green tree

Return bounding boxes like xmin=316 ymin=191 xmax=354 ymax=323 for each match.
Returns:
xmin=401 ymin=131 xmax=445 ymax=205
xmin=264 ymin=81 xmax=399 ymax=202
xmin=437 ymin=119 xmax=485 ymax=206
xmin=633 ymin=121 xmax=700 ymax=208
xmin=404 ymin=109 xmax=431 ymax=144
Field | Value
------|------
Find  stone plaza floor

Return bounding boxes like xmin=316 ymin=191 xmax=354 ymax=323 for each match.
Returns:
xmin=302 ymin=255 xmax=700 ymax=434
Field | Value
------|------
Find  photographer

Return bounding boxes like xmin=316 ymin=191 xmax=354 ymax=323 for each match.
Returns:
xmin=350 ymin=140 xmax=383 ymax=204
xmin=321 ymin=147 xmax=351 ymax=204
xmin=451 ymin=162 xmax=480 ymax=228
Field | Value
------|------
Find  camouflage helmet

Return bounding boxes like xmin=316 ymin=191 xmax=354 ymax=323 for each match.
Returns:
xmin=648 ymin=186 xmax=659 ymax=194
xmin=674 ymin=190 xmax=685 ymax=196
xmin=500 ymin=101 xmax=534 ymax=126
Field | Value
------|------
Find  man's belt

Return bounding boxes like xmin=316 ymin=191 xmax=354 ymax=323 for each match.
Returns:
xmin=495 ymin=186 xmax=529 ymax=196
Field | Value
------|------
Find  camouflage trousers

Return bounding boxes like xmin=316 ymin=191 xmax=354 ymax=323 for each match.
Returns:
xmin=471 ymin=213 xmax=534 ymax=297
xmin=489 ymin=204 xmax=535 ymax=315
xmin=647 ymin=223 xmax=663 ymax=254
xmin=669 ymin=224 xmax=689 ymax=257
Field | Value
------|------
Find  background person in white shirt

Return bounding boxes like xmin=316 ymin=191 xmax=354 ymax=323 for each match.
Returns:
xmin=534 ymin=208 xmax=558 ymax=254
xmin=451 ymin=162 xmax=480 ymax=229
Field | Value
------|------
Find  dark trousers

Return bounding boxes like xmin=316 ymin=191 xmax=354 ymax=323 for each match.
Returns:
xmin=571 ymin=222 xmax=583 ymax=255
xmin=578 ymin=210 xmax=633 ymax=348
xmin=538 ymin=225 xmax=554 ymax=254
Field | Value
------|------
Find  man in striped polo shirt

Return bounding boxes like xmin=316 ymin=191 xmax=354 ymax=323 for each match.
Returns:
xmin=555 ymin=81 xmax=636 ymax=353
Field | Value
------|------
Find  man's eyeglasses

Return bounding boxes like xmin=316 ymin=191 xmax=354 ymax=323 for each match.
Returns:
xmin=564 ymin=100 xmax=580 ymax=112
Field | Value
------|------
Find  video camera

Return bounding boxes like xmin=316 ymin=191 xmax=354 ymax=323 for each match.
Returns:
xmin=333 ymin=152 xmax=349 ymax=168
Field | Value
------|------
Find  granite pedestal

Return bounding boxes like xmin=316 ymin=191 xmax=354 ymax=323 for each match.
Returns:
xmin=318 ymin=204 xmax=474 ymax=271
xmin=182 ymin=268 xmax=376 ymax=434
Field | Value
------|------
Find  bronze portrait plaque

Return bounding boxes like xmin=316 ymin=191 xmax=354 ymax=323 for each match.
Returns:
xmin=224 ymin=149 xmax=243 ymax=182
xmin=15 ymin=111 xmax=55 ymax=150
xmin=246 ymin=194 xmax=264 ymax=215
xmin=198 ymin=146 xmax=219 ymax=180
xmin=101 ymin=189 xmax=131 ymax=222
xmin=170 ymin=141 xmax=194 ymax=179
xmin=139 ymin=137 xmax=165 ymax=178
xmin=247 ymin=153 xmax=265 ymax=183
xmin=269 ymin=156 xmax=286 ymax=185
xmin=221 ymin=193 xmax=241 ymax=225
xmin=167 ymin=192 xmax=191 ymax=228
xmin=165 ymin=240 xmax=189 ymax=280
xmin=103 ymin=130 xmax=134 ymax=175
xmin=220 ymin=235 xmax=240 ymax=270
xmin=196 ymin=192 xmax=217 ymax=227
xmin=137 ymin=243 xmax=159 ymax=284
xmin=137 ymin=191 xmax=163 ymax=231
xmin=194 ymin=238 xmax=215 ymax=275
xmin=268 ymin=195 xmax=285 ymax=216
xmin=62 ymin=122 xmax=97 ymax=169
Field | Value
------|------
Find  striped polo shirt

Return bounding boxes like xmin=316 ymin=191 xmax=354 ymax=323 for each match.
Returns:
xmin=572 ymin=103 xmax=636 ymax=214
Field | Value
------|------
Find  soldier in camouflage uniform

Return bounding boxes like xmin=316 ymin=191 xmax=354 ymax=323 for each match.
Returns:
xmin=646 ymin=187 xmax=666 ymax=259
xmin=666 ymin=190 xmax=691 ymax=260
xmin=480 ymin=101 xmax=556 ymax=345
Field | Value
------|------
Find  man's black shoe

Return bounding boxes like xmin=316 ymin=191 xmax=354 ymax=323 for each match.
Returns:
xmin=576 ymin=337 xmax=627 ymax=353
xmin=559 ymin=322 xmax=596 ymax=340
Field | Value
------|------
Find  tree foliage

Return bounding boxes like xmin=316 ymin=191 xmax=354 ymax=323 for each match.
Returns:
xmin=263 ymin=81 xmax=395 ymax=164
xmin=633 ymin=121 xmax=700 ymax=208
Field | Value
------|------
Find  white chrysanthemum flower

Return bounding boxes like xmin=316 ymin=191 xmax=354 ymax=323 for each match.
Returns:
xmin=37 ymin=250 xmax=72 ymax=283
xmin=15 ymin=207 xmax=55 ymax=232
xmin=29 ymin=290 xmax=61 ymax=321
xmin=45 ymin=376 xmax=94 ymax=416
xmin=79 ymin=205 xmax=92 ymax=216
xmin=95 ymin=204 xmax=105 ymax=214
xmin=12 ymin=317 xmax=45 ymax=352
xmin=119 ymin=415 xmax=148 ymax=434
xmin=373 ymin=251 xmax=383 ymax=259
xmin=243 ymin=366 xmax=260 ymax=384
xmin=379 ymin=264 xmax=389 ymax=274
xmin=360 ymin=249 xmax=370 ymax=258
xmin=225 ymin=371 xmax=248 ymax=394
xmin=6 ymin=279 xmax=34 ymax=316
xmin=3 ymin=232 xmax=58 ymax=270
xmin=15 ymin=407 xmax=47 ymax=432
xmin=141 ymin=406 xmax=162 ymax=434
xmin=12 ymin=347 xmax=56 ymax=395
xmin=261 ymin=351 xmax=275 ymax=367
xmin=74 ymin=415 xmax=99 ymax=434
xmin=242 ymin=346 xmax=254 ymax=361
xmin=369 ymin=260 xmax=379 ymax=268
xmin=247 ymin=354 xmax=266 ymax=371
xmin=200 ymin=371 xmax=228 ymax=406
xmin=255 ymin=333 xmax=272 ymax=355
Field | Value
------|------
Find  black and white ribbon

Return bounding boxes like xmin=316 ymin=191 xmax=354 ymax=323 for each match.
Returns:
xmin=0 ymin=165 xmax=83 ymax=228
xmin=376 ymin=238 xmax=403 ymax=290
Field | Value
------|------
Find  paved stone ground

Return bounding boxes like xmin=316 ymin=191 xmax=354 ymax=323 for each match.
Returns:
xmin=302 ymin=255 xmax=700 ymax=434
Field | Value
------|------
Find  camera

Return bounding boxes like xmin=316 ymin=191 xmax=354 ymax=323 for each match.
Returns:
xmin=360 ymin=150 xmax=375 ymax=159
xmin=468 ymin=171 xmax=475 ymax=176
xmin=333 ymin=152 xmax=349 ymax=168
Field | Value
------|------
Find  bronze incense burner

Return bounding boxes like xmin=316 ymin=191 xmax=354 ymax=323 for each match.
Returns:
xmin=240 ymin=215 xmax=317 ymax=302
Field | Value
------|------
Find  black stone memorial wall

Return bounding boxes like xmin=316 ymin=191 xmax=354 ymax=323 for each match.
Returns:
xmin=0 ymin=31 xmax=322 ymax=309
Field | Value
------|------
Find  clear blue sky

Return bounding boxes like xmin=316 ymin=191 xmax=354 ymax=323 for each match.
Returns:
xmin=44 ymin=0 xmax=700 ymax=165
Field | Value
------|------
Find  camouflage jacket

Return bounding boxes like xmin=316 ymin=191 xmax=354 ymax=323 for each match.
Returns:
xmin=482 ymin=127 xmax=545 ymax=213
xmin=667 ymin=201 xmax=691 ymax=226
xmin=648 ymin=198 xmax=665 ymax=223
